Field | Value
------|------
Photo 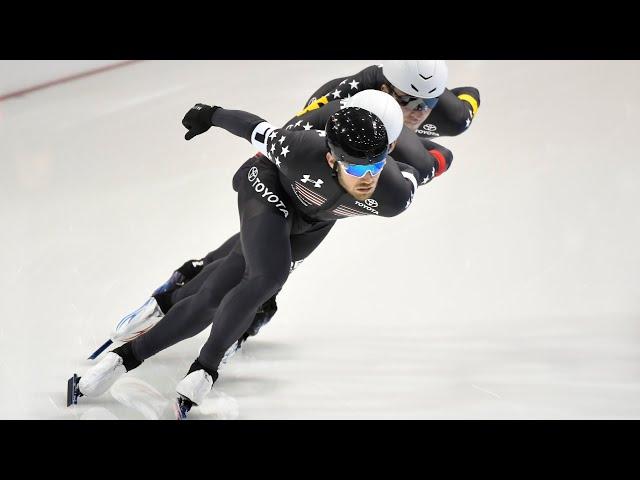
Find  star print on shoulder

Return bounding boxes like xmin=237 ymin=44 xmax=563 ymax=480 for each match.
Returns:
xmin=405 ymin=190 xmax=415 ymax=210
xmin=280 ymin=145 xmax=290 ymax=157
xmin=269 ymin=131 xmax=278 ymax=140
xmin=331 ymin=89 xmax=342 ymax=99
xmin=303 ymin=122 xmax=313 ymax=130
xmin=278 ymin=135 xmax=286 ymax=144
xmin=349 ymin=79 xmax=359 ymax=90
xmin=422 ymin=166 xmax=435 ymax=185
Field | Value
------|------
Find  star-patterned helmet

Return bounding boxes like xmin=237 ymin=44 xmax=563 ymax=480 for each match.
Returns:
xmin=382 ymin=60 xmax=448 ymax=99
xmin=326 ymin=107 xmax=389 ymax=165
xmin=343 ymin=89 xmax=404 ymax=143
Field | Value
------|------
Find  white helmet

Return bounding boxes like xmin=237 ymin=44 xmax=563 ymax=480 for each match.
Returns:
xmin=342 ymin=89 xmax=404 ymax=143
xmin=382 ymin=60 xmax=448 ymax=98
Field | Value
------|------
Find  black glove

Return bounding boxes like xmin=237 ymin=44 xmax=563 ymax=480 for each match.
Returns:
xmin=182 ymin=103 xmax=219 ymax=141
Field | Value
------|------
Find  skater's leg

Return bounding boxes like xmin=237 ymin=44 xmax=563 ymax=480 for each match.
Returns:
xmin=91 ymin=234 xmax=241 ymax=358
xmin=154 ymin=256 xmax=227 ymax=313
xmin=153 ymin=233 xmax=240 ymax=301
xmin=165 ymin=236 xmax=242 ymax=306
xmin=149 ymin=221 xmax=333 ymax=335
xmin=290 ymin=220 xmax=335 ymax=263
xmin=238 ymin=220 xmax=336 ymax=342
xmin=130 ymin=247 xmax=247 ymax=361
xmin=197 ymin=210 xmax=292 ymax=371
xmin=77 ymin=249 xmax=247 ymax=399
xmin=202 ymin=233 xmax=241 ymax=265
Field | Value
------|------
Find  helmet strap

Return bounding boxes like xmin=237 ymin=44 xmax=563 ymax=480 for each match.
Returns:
xmin=327 ymin=140 xmax=339 ymax=178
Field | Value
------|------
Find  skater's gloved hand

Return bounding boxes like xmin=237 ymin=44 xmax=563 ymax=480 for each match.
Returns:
xmin=182 ymin=104 xmax=220 ymax=141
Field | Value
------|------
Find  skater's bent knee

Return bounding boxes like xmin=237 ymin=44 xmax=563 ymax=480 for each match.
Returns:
xmin=249 ymin=271 xmax=289 ymax=295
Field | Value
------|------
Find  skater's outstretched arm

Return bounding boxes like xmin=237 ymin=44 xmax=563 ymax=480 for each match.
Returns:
xmin=182 ymin=104 xmax=267 ymax=144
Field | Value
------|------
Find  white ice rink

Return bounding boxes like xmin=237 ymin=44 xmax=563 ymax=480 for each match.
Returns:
xmin=1 ymin=60 xmax=639 ymax=419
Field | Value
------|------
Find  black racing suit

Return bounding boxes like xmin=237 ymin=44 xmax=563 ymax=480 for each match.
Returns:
xmin=129 ymin=106 xmax=425 ymax=373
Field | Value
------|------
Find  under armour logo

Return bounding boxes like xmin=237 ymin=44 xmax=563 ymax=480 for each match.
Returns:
xmin=301 ymin=175 xmax=324 ymax=188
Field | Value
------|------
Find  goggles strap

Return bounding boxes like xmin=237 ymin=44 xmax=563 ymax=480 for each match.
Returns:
xmin=331 ymin=159 xmax=340 ymax=177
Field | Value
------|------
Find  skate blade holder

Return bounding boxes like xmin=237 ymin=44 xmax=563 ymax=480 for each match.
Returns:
xmin=88 ymin=339 xmax=113 ymax=360
xmin=66 ymin=374 xmax=83 ymax=407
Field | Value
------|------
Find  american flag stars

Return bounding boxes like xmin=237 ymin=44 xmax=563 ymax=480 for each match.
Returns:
xmin=268 ymin=133 xmax=291 ymax=167
xmin=422 ymin=166 xmax=435 ymax=184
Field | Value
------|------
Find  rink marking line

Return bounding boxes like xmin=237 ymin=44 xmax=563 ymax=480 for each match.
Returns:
xmin=98 ymin=84 xmax=189 ymax=115
xmin=471 ymin=384 xmax=502 ymax=399
xmin=0 ymin=60 xmax=141 ymax=101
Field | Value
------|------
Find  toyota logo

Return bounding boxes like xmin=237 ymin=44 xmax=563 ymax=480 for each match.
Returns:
xmin=248 ymin=166 xmax=259 ymax=182
xmin=422 ymin=124 xmax=436 ymax=131
xmin=365 ymin=199 xmax=378 ymax=207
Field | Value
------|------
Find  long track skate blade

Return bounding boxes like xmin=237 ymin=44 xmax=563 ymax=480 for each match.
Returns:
xmin=88 ymin=339 xmax=113 ymax=360
xmin=67 ymin=374 xmax=82 ymax=407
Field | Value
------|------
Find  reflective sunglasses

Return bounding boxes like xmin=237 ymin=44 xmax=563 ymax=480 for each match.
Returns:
xmin=389 ymin=86 xmax=439 ymax=111
xmin=339 ymin=159 xmax=387 ymax=178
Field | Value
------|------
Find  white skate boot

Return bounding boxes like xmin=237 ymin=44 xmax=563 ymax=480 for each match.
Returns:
xmin=111 ymin=297 xmax=164 ymax=342
xmin=88 ymin=297 xmax=165 ymax=360
xmin=174 ymin=369 xmax=215 ymax=419
xmin=78 ymin=352 xmax=127 ymax=397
